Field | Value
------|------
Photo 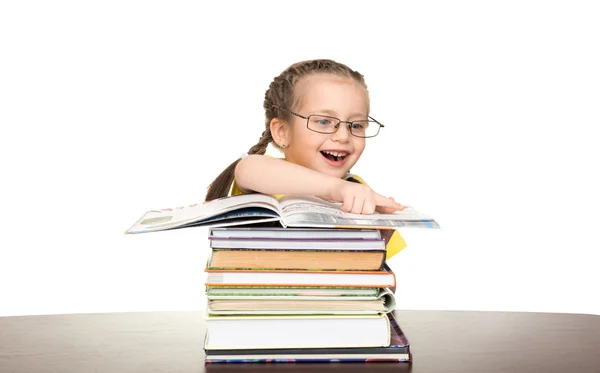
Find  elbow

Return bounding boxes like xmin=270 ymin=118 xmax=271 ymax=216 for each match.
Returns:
xmin=234 ymin=154 xmax=260 ymax=191
xmin=234 ymin=156 xmax=248 ymax=184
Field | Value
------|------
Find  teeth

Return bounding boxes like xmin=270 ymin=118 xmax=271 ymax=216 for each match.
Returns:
xmin=323 ymin=151 xmax=348 ymax=157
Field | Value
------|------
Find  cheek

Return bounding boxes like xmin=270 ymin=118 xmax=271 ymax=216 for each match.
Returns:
xmin=296 ymin=130 xmax=324 ymax=150
xmin=354 ymin=139 xmax=366 ymax=157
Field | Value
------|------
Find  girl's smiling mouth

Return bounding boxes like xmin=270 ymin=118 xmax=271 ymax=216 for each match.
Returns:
xmin=320 ymin=150 xmax=349 ymax=165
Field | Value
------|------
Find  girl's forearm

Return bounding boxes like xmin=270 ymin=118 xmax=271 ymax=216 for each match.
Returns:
xmin=234 ymin=155 xmax=341 ymax=197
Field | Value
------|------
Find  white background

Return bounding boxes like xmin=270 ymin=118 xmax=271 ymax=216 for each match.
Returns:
xmin=1 ymin=1 xmax=599 ymax=317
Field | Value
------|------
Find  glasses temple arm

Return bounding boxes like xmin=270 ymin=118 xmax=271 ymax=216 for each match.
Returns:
xmin=368 ymin=116 xmax=384 ymax=127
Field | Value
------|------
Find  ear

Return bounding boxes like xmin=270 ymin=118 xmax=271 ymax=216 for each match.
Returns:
xmin=269 ymin=117 xmax=291 ymax=148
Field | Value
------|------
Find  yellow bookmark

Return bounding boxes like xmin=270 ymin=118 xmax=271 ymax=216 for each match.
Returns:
xmin=385 ymin=230 xmax=408 ymax=260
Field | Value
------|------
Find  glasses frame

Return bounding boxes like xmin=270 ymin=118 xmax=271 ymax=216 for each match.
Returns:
xmin=272 ymin=106 xmax=385 ymax=138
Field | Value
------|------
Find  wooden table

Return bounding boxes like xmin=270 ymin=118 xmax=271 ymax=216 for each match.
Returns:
xmin=1 ymin=310 xmax=599 ymax=372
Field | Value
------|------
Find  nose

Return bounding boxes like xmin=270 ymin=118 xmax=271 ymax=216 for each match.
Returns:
xmin=331 ymin=122 xmax=351 ymax=142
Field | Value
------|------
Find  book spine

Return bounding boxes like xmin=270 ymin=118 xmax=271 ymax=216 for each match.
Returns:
xmin=205 ymin=358 xmax=409 ymax=363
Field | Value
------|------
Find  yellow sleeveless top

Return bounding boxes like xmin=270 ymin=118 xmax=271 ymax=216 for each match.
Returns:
xmin=229 ymin=170 xmax=407 ymax=260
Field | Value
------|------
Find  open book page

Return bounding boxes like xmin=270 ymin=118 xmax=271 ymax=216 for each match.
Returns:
xmin=206 ymin=288 xmax=395 ymax=315
xmin=277 ymin=195 xmax=440 ymax=229
xmin=125 ymin=193 xmax=281 ymax=234
xmin=207 ymin=294 xmax=396 ymax=315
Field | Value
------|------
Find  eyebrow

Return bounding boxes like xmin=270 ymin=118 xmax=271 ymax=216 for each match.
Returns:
xmin=310 ymin=109 xmax=368 ymax=120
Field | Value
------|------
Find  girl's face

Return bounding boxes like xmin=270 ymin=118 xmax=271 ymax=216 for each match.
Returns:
xmin=284 ymin=74 xmax=369 ymax=179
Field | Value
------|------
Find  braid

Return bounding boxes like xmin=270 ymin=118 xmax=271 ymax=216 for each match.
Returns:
xmin=205 ymin=131 xmax=273 ymax=201
xmin=248 ymin=130 xmax=272 ymax=155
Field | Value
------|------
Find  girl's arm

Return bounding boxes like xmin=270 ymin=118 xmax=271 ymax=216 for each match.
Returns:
xmin=234 ymin=155 xmax=404 ymax=214
xmin=235 ymin=155 xmax=338 ymax=196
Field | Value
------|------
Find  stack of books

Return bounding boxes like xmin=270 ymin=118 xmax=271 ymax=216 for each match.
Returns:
xmin=125 ymin=193 xmax=440 ymax=364
xmin=203 ymin=226 xmax=411 ymax=363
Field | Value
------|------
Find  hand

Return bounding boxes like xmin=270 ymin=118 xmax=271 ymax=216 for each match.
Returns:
xmin=328 ymin=180 xmax=405 ymax=215
xmin=375 ymin=197 xmax=403 ymax=214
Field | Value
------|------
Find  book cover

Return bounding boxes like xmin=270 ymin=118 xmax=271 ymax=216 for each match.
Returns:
xmin=209 ymin=227 xmax=383 ymax=240
xmin=209 ymin=237 xmax=386 ymax=250
xmin=205 ymin=286 xmax=380 ymax=297
xmin=205 ymin=262 xmax=397 ymax=289
xmin=204 ymin=312 xmax=391 ymax=350
xmin=208 ymin=248 xmax=385 ymax=271
xmin=204 ymin=312 xmax=411 ymax=363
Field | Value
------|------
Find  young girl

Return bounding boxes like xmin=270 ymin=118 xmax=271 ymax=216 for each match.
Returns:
xmin=205 ymin=58 xmax=404 ymax=215
xmin=205 ymin=59 xmax=408 ymax=258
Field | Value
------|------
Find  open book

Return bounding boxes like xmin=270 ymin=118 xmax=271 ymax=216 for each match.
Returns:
xmin=125 ymin=193 xmax=440 ymax=234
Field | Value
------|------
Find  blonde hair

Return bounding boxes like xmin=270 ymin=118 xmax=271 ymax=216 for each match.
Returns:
xmin=205 ymin=59 xmax=369 ymax=201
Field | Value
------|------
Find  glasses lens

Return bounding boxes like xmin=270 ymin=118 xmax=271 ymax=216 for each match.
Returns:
xmin=351 ymin=120 xmax=380 ymax=137
xmin=307 ymin=115 xmax=339 ymax=133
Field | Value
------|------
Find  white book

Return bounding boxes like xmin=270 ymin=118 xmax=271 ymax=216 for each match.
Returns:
xmin=205 ymin=313 xmax=391 ymax=349
xmin=209 ymin=227 xmax=383 ymax=240
xmin=206 ymin=287 xmax=379 ymax=297
xmin=209 ymin=237 xmax=386 ymax=250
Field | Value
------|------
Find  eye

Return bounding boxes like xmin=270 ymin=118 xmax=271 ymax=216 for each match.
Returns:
xmin=310 ymin=116 xmax=335 ymax=126
xmin=351 ymin=121 xmax=369 ymax=130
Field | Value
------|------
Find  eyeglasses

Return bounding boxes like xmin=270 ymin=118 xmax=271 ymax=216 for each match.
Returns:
xmin=273 ymin=106 xmax=384 ymax=138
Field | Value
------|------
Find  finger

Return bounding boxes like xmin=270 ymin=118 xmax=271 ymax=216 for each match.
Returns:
xmin=317 ymin=196 xmax=334 ymax=202
xmin=377 ymin=196 xmax=401 ymax=213
xmin=340 ymin=195 xmax=354 ymax=213
xmin=363 ymin=197 xmax=377 ymax=215
xmin=377 ymin=197 xmax=404 ymax=210
xmin=375 ymin=195 xmax=405 ymax=211
xmin=378 ymin=197 xmax=406 ymax=214
xmin=351 ymin=195 xmax=365 ymax=214
xmin=376 ymin=205 xmax=396 ymax=214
